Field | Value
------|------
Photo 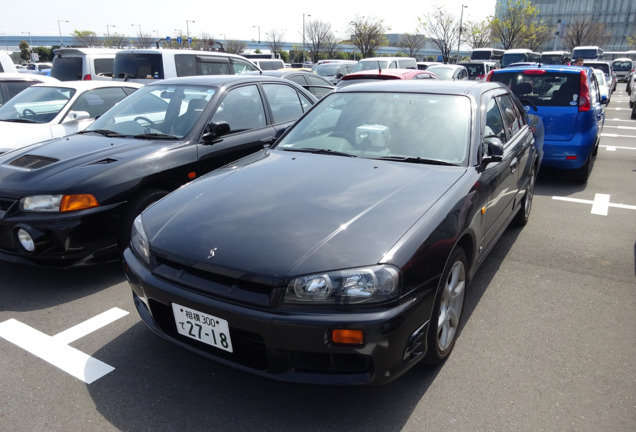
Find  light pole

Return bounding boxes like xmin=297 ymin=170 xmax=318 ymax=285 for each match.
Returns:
xmin=253 ymin=26 xmax=260 ymax=46
xmin=131 ymin=24 xmax=142 ymax=36
xmin=457 ymin=5 xmax=468 ymax=63
xmin=58 ymin=19 xmax=68 ymax=47
xmin=302 ymin=13 xmax=311 ymax=63
xmin=186 ymin=20 xmax=195 ymax=47
xmin=106 ymin=25 xmax=116 ymax=38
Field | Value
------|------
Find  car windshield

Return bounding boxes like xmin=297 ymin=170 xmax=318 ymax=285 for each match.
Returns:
xmin=313 ymin=64 xmax=341 ymax=76
xmin=490 ymin=71 xmax=581 ymax=107
xmin=0 ymin=85 xmax=76 ymax=123
xmin=86 ymin=84 xmax=216 ymax=139
xmin=612 ymin=61 xmax=632 ymax=71
xmin=351 ymin=60 xmax=389 ymax=73
xmin=275 ymin=91 xmax=470 ymax=165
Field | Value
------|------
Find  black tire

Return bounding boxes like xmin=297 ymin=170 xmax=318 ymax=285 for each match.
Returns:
xmin=513 ymin=164 xmax=535 ymax=226
xmin=118 ymin=189 xmax=169 ymax=251
xmin=632 ymin=107 xmax=636 ymax=120
xmin=572 ymin=156 xmax=592 ymax=184
xmin=424 ymin=246 xmax=468 ymax=365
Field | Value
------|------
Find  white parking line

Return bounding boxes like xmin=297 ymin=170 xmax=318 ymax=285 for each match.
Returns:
xmin=552 ymin=193 xmax=636 ymax=216
xmin=0 ymin=307 xmax=128 ymax=384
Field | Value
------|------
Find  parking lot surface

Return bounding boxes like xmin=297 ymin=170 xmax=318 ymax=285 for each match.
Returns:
xmin=1 ymin=90 xmax=635 ymax=432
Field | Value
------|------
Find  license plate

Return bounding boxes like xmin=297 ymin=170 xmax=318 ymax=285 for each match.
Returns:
xmin=172 ymin=303 xmax=233 ymax=353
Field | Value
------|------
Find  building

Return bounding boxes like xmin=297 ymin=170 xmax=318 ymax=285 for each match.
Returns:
xmin=495 ymin=0 xmax=636 ymax=51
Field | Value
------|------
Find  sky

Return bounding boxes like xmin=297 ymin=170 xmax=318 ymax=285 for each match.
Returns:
xmin=1 ymin=0 xmax=497 ymax=43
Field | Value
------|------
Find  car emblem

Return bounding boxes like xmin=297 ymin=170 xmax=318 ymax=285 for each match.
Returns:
xmin=207 ymin=248 xmax=218 ymax=259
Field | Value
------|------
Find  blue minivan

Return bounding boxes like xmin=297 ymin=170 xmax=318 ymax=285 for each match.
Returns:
xmin=487 ymin=65 xmax=606 ymax=183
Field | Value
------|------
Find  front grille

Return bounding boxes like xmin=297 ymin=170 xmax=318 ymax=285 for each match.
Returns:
xmin=10 ymin=155 xmax=58 ymax=169
xmin=153 ymin=257 xmax=278 ymax=307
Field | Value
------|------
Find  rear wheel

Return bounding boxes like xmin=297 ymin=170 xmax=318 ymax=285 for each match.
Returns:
xmin=572 ymin=156 xmax=592 ymax=184
xmin=513 ymin=164 xmax=535 ymax=226
xmin=118 ymin=189 xmax=169 ymax=251
xmin=424 ymin=246 xmax=467 ymax=365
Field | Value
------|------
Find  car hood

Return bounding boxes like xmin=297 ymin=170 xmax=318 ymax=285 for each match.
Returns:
xmin=143 ymin=150 xmax=466 ymax=281
xmin=0 ymin=133 xmax=179 ymax=192
xmin=0 ymin=121 xmax=54 ymax=152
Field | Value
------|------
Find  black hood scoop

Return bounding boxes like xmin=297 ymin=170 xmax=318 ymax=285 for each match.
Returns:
xmin=9 ymin=155 xmax=59 ymax=169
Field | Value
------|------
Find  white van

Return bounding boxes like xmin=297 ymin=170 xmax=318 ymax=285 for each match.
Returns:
xmin=350 ymin=57 xmax=417 ymax=73
xmin=113 ymin=49 xmax=261 ymax=83
xmin=0 ymin=50 xmax=18 ymax=73
xmin=50 ymin=48 xmax=120 ymax=81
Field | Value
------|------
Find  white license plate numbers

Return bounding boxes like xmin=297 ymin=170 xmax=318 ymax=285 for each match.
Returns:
xmin=172 ymin=303 xmax=233 ymax=353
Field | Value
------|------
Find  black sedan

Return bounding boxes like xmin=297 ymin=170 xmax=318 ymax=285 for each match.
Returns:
xmin=0 ymin=75 xmax=317 ymax=267
xmin=124 ymin=80 xmax=542 ymax=385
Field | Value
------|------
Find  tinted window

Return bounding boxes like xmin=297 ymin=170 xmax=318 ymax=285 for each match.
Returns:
xmin=5 ymin=81 xmax=36 ymax=100
xmin=490 ymin=71 xmax=581 ymax=107
xmin=212 ymin=84 xmax=266 ymax=133
xmin=485 ymin=97 xmax=507 ymax=143
xmin=114 ymin=53 xmax=164 ymax=79
xmin=612 ymin=61 xmax=632 ymax=71
xmin=175 ymin=54 xmax=231 ymax=76
xmin=68 ymin=87 xmax=131 ymax=119
xmin=51 ymin=56 xmax=83 ymax=81
xmin=497 ymin=95 xmax=521 ymax=139
xmin=262 ymin=83 xmax=305 ymax=123
xmin=460 ymin=63 xmax=485 ymax=79
xmin=94 ymin=58 xmax=114 ymax=77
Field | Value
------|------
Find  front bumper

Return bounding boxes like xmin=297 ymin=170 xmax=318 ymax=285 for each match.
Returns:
xmin=123 ymin=248 xmax=436 ymax=386
xmin=0 ymin=201 xmax=125 ymax=267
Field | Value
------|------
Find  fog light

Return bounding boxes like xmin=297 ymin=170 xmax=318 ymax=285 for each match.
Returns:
xmin=17 ymin=228 xmax=35 ymax=252
xmin=332 ymin=329 xmax=364 ymax=346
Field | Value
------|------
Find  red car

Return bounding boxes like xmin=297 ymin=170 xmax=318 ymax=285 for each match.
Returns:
xmin=336 ymin=68 xmax=438 ymax=88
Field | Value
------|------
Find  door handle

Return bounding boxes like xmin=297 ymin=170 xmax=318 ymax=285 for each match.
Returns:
xmin=510 ymin=157 xmax=518 ymax=173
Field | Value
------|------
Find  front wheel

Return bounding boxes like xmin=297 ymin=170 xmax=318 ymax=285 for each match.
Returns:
xmin=424 ymin=246 xmax=468 ymax=365
xmin=118 ymin=189 xmax=169 ymax=251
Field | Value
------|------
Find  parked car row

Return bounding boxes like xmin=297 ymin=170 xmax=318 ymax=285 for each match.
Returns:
xmin=2 ymin=51 xmax=621 ymax=387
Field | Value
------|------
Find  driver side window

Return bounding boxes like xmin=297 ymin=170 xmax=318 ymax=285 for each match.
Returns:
xmin=485 ymin=97 xmax=507 ymax=144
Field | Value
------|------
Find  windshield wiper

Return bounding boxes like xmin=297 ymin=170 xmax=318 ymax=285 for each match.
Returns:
xmin=79 ymin=129 xmax=126 ymax=137
xmin=132 ymin=133 xmax=178 ymax=140
xmin=376 ymin=155 xmax=459 ymax=166
xmin=281 ymin=147 xmax=356 ymax=157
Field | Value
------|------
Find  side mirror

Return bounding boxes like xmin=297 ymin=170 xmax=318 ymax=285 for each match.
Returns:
xmin=481 ymin=137 xmax=504 ymax=165
xmin=600 ymin=94 xmax=608 ymax=105
xmin=202 ymin=121 xmax=231 ymax=143
xmin=63 ymin=111 xmax=91 ymax=123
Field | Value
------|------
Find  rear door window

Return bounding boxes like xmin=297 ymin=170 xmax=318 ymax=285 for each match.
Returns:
xmin=94 ymin=58 xmax=115 ymax=78
xmin=114 ymin=53 xmax=164 ymax=79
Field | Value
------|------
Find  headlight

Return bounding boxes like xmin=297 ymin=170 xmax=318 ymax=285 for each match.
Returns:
xmin=20 ymin=194 xmax=98 ymax=212
xmin=130 ymin=215 xmax=150 ymax=265
xmin=284 ymin=265 xmax=400 ymax=305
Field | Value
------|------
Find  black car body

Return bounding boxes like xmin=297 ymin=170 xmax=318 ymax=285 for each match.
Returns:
xmin=124 ymin=80 xmax=543 ymax=386
xmin=0 ymin=75 xmax=317 ymax=267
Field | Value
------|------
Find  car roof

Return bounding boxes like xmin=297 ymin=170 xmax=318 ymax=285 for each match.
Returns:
xmin=493 ymin=64 xmax=591 ymax=74
xmin=342 ymin=68 xmax=435 ymax=79
xmin=31 ymin=80 xmax=143 ymax=90
xmin=334 ymin=79 xmax=501 ymax=96
xmin=0 ymin=73 xmax=59 ymax=83
xmin=154 ymin=75 xmax=302 ymax=87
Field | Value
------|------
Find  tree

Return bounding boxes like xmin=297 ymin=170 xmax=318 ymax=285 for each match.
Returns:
xmin=490 ymin=0 xmax=549 ymax=50
xmin=463 ymin=19 xmax=492 ymax=49
xmin=323 ymin=34 xmax=343 ymax=60
xmin=418 ymin=6 xmax=459 ymax=63
xmin=19 ymin=40 xmax=30 ymax=62
xmin=563 ymin=16 xmax=611 ymax=51
xmin=32 ymin=47 xmax=53 ymax=62
xmin=72 ymin=30 xmax=100 ymax=48
xmin=104 ymin=33 xmax=128 ymax=49
xmin=265 ymin=28 xmax=285 ymax=58
xmin=347 ymin=16 xmax=389 ymax=59
xmin=397 ymin=33 xmax=428 ymax=58
xmin=306 ymin=20 xmax=332 ymax=63
xmin=133 ymin=32 xmax=155 ymax=49
xmin=225 ymin=40 xmax=247 ymax=55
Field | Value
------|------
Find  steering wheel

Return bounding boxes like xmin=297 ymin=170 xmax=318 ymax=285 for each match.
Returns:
xmin=133 ymin=116 xmax=157 ymax=127
xmin=22 ymin=108 xmax=36 ymax=117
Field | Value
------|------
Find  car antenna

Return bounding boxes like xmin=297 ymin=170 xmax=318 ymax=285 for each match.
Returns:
xmin=377 ymin=60 xmax=382 ymax=73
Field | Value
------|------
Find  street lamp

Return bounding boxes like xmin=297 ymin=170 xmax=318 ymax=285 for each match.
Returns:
xmin=58 ymin=19 xmax=68 ymax=47
xmin=131 ymin=24 xmax=142 ymax=36
xmin=106 ymin=25 xmax=116 ymax=38
xmin=457 ymin=5 xmax=468 ymax=63
xmin=186 ymin=20 xmax=195 ymax=47
xmin=253 ymin=26 xmax=260 ymax=45
xmin=302 ymin=13 xmax=311 ymax=63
